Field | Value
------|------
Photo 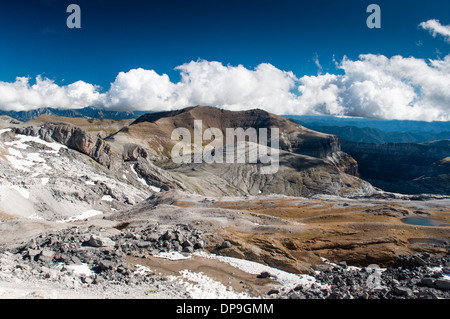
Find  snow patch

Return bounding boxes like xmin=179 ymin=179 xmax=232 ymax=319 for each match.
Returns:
xmin=64 ymin=263 xmax=94 ymax=277
xmin=154 ymin=252 xmax=191 ymax=261
xmin=101 ymin=195 xmax=114 ymax=202
xmin=130 ymin=164 xmax=161 ymax=192
xmin=170 ymin=269 xmax=251 ymax=299
xmin=7 ymin=135 xmax=67 ymax=153
xmin=6 ymin=148 xmax=22 ymax=158
xmin=0 ymin=129 xmax=11 ymax=135
xmin=133 ymin=264 xmax=153 ymax=276
xmin=4 ymin=156 xmax=35 ymax=172
xmin=150 ymin=185 xmax=161 ymax=193
xmin=28 ymin=213 xmax=44 ymax=220
xmin=4 ymin=140 xmax=51 ymax=172
xmin=26 ymin=153 xmax=45 ymax=163
xmin=56 ymin=209 xmax=103 ymax=223
xmin=9 ymin=186 xmax=30 ymax=199
xmin=195 ymin=251 xmax=319 ymax=289
xmin=321 ymin=257 xmax=385 ymax=273
xmin=429 ymin=266 xmax=450 ymax=280
xmin=130 ymin=164 xmax=148 ymax=187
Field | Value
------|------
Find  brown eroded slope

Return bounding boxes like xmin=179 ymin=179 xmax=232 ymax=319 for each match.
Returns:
xmin=108 ymin=191 xmax=449 ymax=274
xmin=106 ymin=106 xmax=358 ymax=174
xmin=172 ymin=193 xmax=449 ymax=271
xmin=99 ymin=106 xmax=370 ymax=196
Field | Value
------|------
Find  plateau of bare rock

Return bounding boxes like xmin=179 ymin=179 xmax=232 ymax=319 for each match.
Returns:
xmin=26 ymin=114 xmax=134 ymax=139
xmin=0 ymin=106 xmax=448 ymax=300
xmin=0 ymin=115 xmax=21 ymax=129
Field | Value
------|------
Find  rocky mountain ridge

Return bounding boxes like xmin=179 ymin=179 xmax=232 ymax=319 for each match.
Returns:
xmin=0 ymin=107 xmax=149 ymax=122
xmin=7 ymin=106 xmax=372 ymax=197
xmin=342 ymin=140 xmax=450 ymax=195
xmin=125 ymin=106 xmax=354 ymax=165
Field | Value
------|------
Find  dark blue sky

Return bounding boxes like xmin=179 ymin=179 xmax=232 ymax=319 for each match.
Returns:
xmin=0 ymin=0 xmax=449 ymax=91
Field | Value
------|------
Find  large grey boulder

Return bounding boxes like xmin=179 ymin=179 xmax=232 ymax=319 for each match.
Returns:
xmin=394 ymin=286 xmax=413 ymax=297
xmin=98 ymin=259 xmax=113 ymax=271
xmin=38 ymin=249 xmax=55 ymax=263
xmin=436 ymin=279 xmax=450 ymax=291
xmin=88 ymin=235 xmax=115 ymax=248
xmin=220 ymin=240 xmax=232 ymax=249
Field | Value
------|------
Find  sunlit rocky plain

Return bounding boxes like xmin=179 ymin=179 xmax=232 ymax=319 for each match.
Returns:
xmin=0 ymin=106 xmax=448 ymax=299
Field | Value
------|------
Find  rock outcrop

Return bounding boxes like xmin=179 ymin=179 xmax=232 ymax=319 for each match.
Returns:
xmin=0 ymin=115 xmax=21 ymax=129
xmin=14 ymin=123 xmax=122 ymax=170
xmin=109 ymin=106 xmax=360 ymax=176
xmin=11 ymin=123 xmax=186 ymax=193
xmin=277 ymin=254 xmax=450 ymax=299
xmin=342 ymin=140 xmax=450 ymax=194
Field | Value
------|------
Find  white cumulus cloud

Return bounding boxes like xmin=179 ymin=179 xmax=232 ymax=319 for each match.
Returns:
xmin=296 ymin=54 xmax=450 ymax=121
xmin=100 ymin=68 xmax=178 ymax=111
xmin=0 ymin=56 xmax=449 ymax=121
xmin=0 ymin=76 xmax=100 ymax=111
xmin=102 ymin=61 xmax=300 ymax=113
xmin=102 ymin=57 xmax=449 ymax=121
xmin=420 ymin=19 xmax=450 ymax=43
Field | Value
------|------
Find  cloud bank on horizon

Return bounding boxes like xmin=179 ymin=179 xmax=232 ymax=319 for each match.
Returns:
xmin=0 ymin=20 xmax=449 ymax=122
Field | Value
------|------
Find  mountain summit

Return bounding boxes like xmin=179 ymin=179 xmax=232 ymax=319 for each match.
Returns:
xmin=111 ymin=105 xmax=356 ymax=168
xmin=103 ymin=106 xmax=368 ymax=196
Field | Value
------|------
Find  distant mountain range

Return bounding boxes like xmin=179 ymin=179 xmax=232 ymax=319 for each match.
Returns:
xmin=0 ymin=107 xmax=151 ymax=122
xmin=285 ymin=115 xmax=450 ymax=133
xmin=1 ymin=108 xmax=449 ymax=144
xmin=286 ymin=115 xmax=450 ymax=143
xmin=294 ymin=124 xmax=450 ymax=143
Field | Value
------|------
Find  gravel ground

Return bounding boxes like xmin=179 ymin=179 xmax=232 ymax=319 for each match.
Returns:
xmin=275 ymin=254 xmax=450 ymax=299
xmin=0 ymin=223 xmax=449 ymax=299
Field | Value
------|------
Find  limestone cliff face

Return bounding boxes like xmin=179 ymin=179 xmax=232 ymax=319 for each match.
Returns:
xmin=14 ymin=123 xmax=122 ymax=170
xmin=165 ymin=151 xmax=373 ymax=197
xmin=341 ymin=141 xmax=449 ymax=181
xmin=281 ymin=133 xmax=359 ymax=176
xmin=12 ymin=123 xmax=186 ymax=192
xmin=280 ymin=132 xmax=340 ymax=157
xmin=341 ymin=141 xmax=450 ymax=194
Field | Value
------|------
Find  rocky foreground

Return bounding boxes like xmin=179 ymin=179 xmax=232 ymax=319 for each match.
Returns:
xmin=0 ymin=222 xmax=448 ymax=299
xmin=0 ymin=224 xmax=207 ymax=298
xmin=278 ymin=254 xmax=450 ymax=299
